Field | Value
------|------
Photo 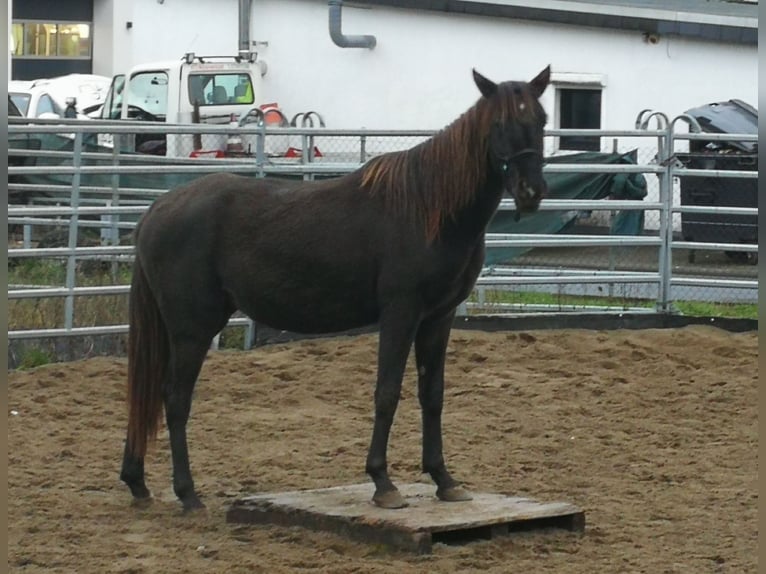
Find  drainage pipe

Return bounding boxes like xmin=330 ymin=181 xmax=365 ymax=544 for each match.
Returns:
xmin=328 ymin=0 xmax=376 ymax=49
xmin=239 ymin=0 xmax=252 ymax=58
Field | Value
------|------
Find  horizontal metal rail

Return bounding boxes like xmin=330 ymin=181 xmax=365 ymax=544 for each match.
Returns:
xmin=465 ymin=302 xmax=657 ymax=314
xmin=7 ymin=317 xmax=255 ymax=340
xmin=672 ymin=205 xmax=757 ymax=216
xmin=7 ymin=162 xmax=666 ymax=176
xmin=8 ymin=217 xmax=136 ymax=230
xmin=9 ymin=285 xmax=131 ymax=299
xmin=8 ymin=246 xmax=135 ymax=258
xmin=8 ymin=325 xmax=130 ymax=340
xmin=672 ymin=168 xmax=757 ymax=179
xmin=674 ymin=132 xmax=758 ymax=143
xmin=9 ymin=199 xmax=659 ymax=218
xmin=9 ymin=121 xmax=668 ymax=138
xmin=8 ymin=182 xmax=167 ymax=198
xmin=670 ymin=276 xmax=758 ymax=290
xmin=476 ymin=273 xmax=661 ymax=285
xmin=485 ymin=234 xmax=661 ymax=248
xmin=672 ymin=241 xmax=758 ymax=253
xmin=499 ymin=199 xmax=662 ymax=211
xmin=8 ymin=206 xmax=149 ymax=216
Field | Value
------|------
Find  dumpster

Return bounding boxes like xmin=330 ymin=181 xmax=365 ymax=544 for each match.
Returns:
xmin=675 ymin=99 xmax=758 ymax=263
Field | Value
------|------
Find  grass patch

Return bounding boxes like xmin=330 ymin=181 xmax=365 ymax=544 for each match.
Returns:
xmin=17 ymin=348 xmax=52 ymax=370
xmin=9 ymin=259 xmax=133 ymax=331
xmin=470 ymin=289 xmax=758 ymax=319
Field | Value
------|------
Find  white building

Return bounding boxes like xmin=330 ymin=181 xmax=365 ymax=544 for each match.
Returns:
xmin=11 ymin=0 xmax=758 ymax=140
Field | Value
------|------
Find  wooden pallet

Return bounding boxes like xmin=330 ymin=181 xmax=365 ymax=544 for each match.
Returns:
xmin=226 ymin=482 xmax=584 ymax=553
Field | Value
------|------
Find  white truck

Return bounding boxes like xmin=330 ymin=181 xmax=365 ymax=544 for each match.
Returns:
xmin=99 ymin=53 xmax=269 ymax=158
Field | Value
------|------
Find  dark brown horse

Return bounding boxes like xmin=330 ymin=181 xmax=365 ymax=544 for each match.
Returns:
xmin=121 ymin=67 xmax=550 ymax=511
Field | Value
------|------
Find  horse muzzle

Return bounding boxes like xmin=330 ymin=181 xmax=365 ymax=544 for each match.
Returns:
xmin=510 ymin=181 xmax=545 ymax=216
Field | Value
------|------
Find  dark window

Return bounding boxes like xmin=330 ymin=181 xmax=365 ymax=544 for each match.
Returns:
xmin=559 ymin=88 xmax=601 ymax=151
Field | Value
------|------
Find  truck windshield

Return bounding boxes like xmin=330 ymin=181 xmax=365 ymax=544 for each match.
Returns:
xmin=188 ymin=73 xmax=254 ymax=106
xmin=126 ymin=71 xmax=168 ymax=120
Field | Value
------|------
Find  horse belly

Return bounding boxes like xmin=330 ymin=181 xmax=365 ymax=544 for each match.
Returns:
xmin=233 ymin=281 xmax=379 ymax=335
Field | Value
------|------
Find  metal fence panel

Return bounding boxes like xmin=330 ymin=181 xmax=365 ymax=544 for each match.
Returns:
xmin=8 ymin=118 xmax=758 ymax=344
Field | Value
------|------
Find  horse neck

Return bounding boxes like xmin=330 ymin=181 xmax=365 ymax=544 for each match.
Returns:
xmin=443 ymin=169 xmax=505 ymax=243
xmin=423 ymin=116 xmax=504 ymax=242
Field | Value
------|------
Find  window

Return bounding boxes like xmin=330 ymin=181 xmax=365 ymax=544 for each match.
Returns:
xmin=57 ymin=24 xmax=91 ymax=57
xmin=126 ymin=72 xmax=169 ymax=120
xmin=558 ymin=88 xmax=602 ymax=151
xmin=11 ymin=21 xmax=91 ymax=58
xmin=188 ymin=73 xmax=254 ymax=106
xmin=36 ymin=94 xmax=58 ymax=116
xmin=10 ymin=93 xmax=31 ymax=116
xmin=102 ymin=75 xmax=125 ymax=120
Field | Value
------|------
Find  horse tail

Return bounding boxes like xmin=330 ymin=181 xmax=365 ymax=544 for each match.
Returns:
xmin=126 ymin=253 xmax=169 ymax=459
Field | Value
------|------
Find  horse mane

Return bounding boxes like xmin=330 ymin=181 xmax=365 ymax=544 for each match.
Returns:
xmin=360 ymin=81 xmax=541 ymax=242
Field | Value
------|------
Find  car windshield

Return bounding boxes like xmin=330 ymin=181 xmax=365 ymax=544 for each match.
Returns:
xmin=10 ymin=93 xmax=30 ymax=116
xmin=188 ymin=73 xmax=254 ymax=106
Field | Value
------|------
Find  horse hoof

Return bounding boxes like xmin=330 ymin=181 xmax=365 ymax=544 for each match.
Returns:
xmin=130 ymin=496 xmax=153 ymax=509
xmin=125 ymin=482 xmax=151 ymax=500
xmin=182 ymin=497 xmax=206 ymax=513
xmin=372 ymin=488 xmax=408 ymax=509
xmin=437 ymin=486 xmax=473 ymax=502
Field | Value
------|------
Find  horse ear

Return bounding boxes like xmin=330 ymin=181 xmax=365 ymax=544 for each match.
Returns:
xmin=473 ymin=69 xmax=498 ymax=98
xmin=529 ymin=65 xmax=551 ymax=98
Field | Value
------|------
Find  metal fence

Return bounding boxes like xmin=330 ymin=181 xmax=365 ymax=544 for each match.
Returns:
xmin=8 ymin=115 xmax=758 ymax=345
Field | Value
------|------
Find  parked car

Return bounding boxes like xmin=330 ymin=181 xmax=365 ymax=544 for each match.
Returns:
xmin=9 ymin=80 xmax=67 ymax=118
xmin=8 ymin=74 xmax=111 ymax=119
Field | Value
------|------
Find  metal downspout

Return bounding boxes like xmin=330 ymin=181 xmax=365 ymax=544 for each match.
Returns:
xmin=239 ymin=0 xmax=252 ymax=58
xmin=328 ymin=0 xmax=376 ymax=49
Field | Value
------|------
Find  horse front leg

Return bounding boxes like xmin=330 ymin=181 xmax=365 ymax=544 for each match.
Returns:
xmin=366 ymin=303 xmax=420 ymax=509
xmin=415 ymin=310 xmax=472 ymax=502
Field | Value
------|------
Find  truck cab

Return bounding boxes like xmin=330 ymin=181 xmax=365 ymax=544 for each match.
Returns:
xmin=100 ymin=53 xmax=266 ymax=157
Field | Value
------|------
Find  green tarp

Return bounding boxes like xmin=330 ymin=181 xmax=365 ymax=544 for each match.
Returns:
xmin=485 ymin=151 xmax=647 ymax=264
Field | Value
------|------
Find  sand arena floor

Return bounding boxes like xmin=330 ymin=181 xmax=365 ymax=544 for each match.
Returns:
xmin=8 ymin=326 xmax=757 ymax=573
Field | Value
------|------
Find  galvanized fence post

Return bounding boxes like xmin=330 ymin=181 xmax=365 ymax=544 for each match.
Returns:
xmin=301 ymin=132 xmax=311 ymax=181
xmin=360 ymin=130 xmax=367 ymax=164
xmin=655 ymin=124 xmax=674 ymax=313
xmin=64 ymin=131 xmax=84 ymax=331
xmin=256 ymin=123 xmax=266 ymax=178
xmin=110 ymin=132 xmax=121 ymax=280
xmin=23 ymin=199 xmax=33 ymax=248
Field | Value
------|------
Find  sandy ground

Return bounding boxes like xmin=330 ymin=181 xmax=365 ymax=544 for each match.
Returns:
xmin=8 ymin=326 xmax=757 ymax=573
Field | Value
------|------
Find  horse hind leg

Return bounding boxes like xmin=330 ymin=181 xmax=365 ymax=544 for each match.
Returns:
xmin=121 ymin=443 xmax=150 ymax=504
xmin=163 ymin=336 xmax=213 ymax=511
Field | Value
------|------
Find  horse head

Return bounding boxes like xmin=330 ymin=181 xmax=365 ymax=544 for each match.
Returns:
xmin=474 ymin=66 xmax=550 ymax=216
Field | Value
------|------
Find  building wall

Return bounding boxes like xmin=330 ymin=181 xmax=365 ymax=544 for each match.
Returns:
xmin=92 ymin=0 xmax=131 ymax=79
xmin=92 ymin=0 xmax=240 ymax=76
xmin=97 ymin=0 xmax=757 ymax=134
